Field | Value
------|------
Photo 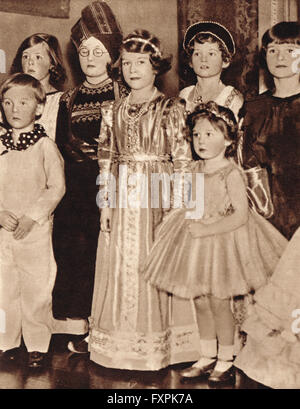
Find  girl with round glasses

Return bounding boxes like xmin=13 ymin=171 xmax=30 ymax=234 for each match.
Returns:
xmin=78 ymin=47 xmax=109 ymax=58
xmin=52 ymin=1 xmax=125 ymax=336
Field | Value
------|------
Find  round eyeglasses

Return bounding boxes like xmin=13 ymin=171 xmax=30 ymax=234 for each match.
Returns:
xmin=79 ymin=48 xmax=109 ymax=58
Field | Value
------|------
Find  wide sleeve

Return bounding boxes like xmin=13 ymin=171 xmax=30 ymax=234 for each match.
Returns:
xmin=166 ymin=98 xmax=192 ymax=173
xmin=238 ymin=100 xmax=274 ymax=219
xmin=25 ymin=139 xmax=66 ymax=223
xmin=97 ymin=100 xmax=119 ymax=174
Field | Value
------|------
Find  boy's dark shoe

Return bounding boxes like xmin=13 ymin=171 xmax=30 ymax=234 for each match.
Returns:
xmin=68 ymin=339 xmax=89 ymax=354
xmin=28 ymin=351 xmax=47 ymax=368
xmin=1 ymin=347 xmax=20 ymax=362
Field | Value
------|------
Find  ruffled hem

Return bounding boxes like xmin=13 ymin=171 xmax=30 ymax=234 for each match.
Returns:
xmin=142 ymin=209 xmax=287 ymax=299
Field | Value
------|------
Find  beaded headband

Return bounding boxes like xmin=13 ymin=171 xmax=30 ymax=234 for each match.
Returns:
xmin=122 ymin=37 xmax=162 ymax=57
xmin=183 ymin=21 xmax=235 ymax=56
xmin=193 ymin=102 xmax=237 ymax=130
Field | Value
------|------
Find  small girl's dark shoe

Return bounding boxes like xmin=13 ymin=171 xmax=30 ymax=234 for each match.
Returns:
xmin=208 ymin=364 xmax=236 ymax=385
xmin=180 ymin=359 xmax=216 ymax=380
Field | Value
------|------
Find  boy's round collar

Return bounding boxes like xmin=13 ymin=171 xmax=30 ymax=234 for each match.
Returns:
xmin=0 ymin=123 xmax=47 ymax=154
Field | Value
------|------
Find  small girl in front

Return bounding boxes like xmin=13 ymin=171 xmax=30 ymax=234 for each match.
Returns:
xmin=0 ymin=73 xmax=65 ymax=368
xmin=142 ymin=102 xmax=287 ymax=385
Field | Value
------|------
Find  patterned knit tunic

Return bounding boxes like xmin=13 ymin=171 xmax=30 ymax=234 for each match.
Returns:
xmin=52 ymin=79 xmax=116 ymax=319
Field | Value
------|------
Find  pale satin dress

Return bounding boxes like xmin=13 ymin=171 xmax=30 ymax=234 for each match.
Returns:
xmin=89 ymin=93 xmax=201 ymax=370
xmin=179 ymin=84 xmax=243 ymax=119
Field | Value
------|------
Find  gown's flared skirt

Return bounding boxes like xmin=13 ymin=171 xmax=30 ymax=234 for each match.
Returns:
xmin=88 ymin=205 xmax=201 ymax=371
xmin=235 ymin=227 xmax=300 ymax=389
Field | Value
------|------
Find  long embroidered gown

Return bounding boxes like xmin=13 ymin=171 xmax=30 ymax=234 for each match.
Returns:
xmin=89 ymin=93 xmax=201 ymax=370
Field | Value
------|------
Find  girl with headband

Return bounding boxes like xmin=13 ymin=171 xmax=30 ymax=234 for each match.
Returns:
xmin=179 ymin=21 xmax=243 ymax=119
xmin=142 ymin=102 xmax=286 ymax=385
xmin=88 ymin=29 xmax=201 ymax=370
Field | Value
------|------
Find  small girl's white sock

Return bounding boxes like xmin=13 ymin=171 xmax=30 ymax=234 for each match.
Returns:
xmin=192 ymin=339 xmax=217 ymax=368
xmin=200 ymin=338 xmax=217 ymax=358
xmin=215 ymin=344 xmax=234 ymax=372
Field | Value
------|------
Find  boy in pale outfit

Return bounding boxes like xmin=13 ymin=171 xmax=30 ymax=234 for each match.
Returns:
xmin=0 ymin=73 xmax=65 ymax=368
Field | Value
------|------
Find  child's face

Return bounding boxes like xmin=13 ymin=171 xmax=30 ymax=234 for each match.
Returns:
xmin=121 ymin=51 xmax=156 ymax=91
xmin=2 ymin=86 xmax=43 ymax=131
xmin=190 ymin=41 xmax=229 ymax=78
xmin=79 ymin=36 xmax=111 ymax=80
xmin=192 ymin=117 xmax=231 ymax=160
xmin=22 ymin=43 xmax=52 ymax=83
xmin=266 ymin=42 xmax=300 ymax=80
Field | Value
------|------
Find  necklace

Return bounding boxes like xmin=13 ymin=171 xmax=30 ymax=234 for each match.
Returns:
xmin=83 ymin=77 xmax=111 ymax=88
xmin=123 ymin=87 xmax=157 ymax=123
xmin=193 ymin=83 xmax=203 ymax=104
xmin=193 ymin=81 xmax=224 ymax=104
xmin=122 ymin=87 xmax=158 ymax=151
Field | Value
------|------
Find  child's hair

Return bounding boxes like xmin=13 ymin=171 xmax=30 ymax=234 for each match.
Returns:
xmin=260 ymin=21 xmax=300 ymax=89
xmin=180 ymin=21 xmax=235 ymax=83
xmin=261 ymin=21 xmax=300 ymax=54
xmin=180 ymin=34 xmax=231 ymax=84
xmin=186 ymin=33 xmax=232 ymax=63
xmin=0 ymin=73 xmax=46 ymax=106
xmin=10 ymin=33 xmax=66 ymax=88
xmin=109 ymin=29 xmax=172 ymax=80
xmin=186 ymin=101 xmax=238 ymax=158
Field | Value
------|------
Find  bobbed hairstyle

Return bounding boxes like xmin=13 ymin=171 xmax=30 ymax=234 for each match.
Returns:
xmin=261 ymin=21 xmax=300 ymax=55
xmin=259 ymin=21 xmax=300 ymax=89
xmin=186 ymin=101 xmax=238 ymax=158
xmin=0 ymin=73 xmax=46 ymax=105
xmin=109 ymin=29 xmax=172 ymax=80
xmin=10 ymin=33 xmax=66 ymax=88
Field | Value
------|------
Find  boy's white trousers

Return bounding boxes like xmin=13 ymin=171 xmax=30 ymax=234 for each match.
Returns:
xmin=0 ymin=221 xmax=57 ymax=352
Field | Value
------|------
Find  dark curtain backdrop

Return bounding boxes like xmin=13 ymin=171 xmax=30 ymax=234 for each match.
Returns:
xmin=178 ymin=0 xmax=259 ymax=99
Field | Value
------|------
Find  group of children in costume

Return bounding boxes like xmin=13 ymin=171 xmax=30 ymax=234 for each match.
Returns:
xmin=0 ymin=0 xmax=299 ymax=389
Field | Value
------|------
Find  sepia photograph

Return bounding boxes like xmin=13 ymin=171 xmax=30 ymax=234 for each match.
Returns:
xmin=0 ymin=0 xmax=299 ymax=395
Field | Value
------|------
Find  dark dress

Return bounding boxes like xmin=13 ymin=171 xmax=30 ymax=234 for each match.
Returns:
xmin=52 ymin=79 xmax=116 ymax=319
xmin=241 ymin=90 xmax=300 ymax=239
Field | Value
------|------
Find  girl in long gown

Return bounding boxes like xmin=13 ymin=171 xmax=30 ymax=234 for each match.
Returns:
xmin=142 ymin=102 xmax=287 ymax=384
xmin=89 ymin=29 xmax=201 ymax=370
